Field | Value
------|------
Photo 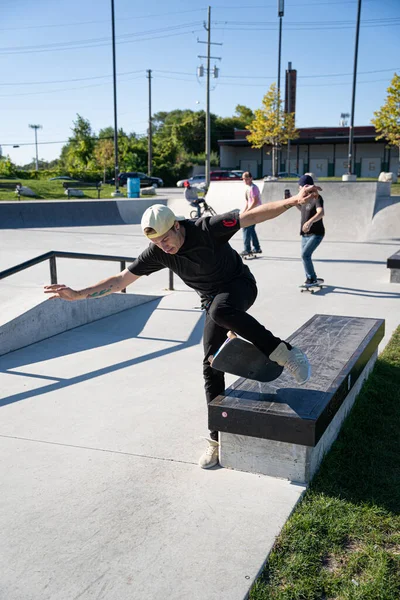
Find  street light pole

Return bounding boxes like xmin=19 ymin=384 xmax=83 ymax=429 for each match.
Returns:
xmin=28 ymin=124 xmax=42 ymax=171
xmin=110 ymin=0 xmax=122 ymax=196
xmin=347 ymin=0 xmax=362 ymax=177
xmin=147 ymin=69 xmax=153 ymax=176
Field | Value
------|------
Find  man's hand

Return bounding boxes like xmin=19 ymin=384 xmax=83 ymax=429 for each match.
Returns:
xmin=295 ymin=184 xmax=322 ymax=205
xmin=44 ymin=284 xmax=81 ymax=301
xmin=302 ymin=222 xmax=311 ymax=233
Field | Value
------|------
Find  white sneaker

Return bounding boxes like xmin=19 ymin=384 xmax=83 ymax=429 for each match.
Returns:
xmin=269 ymin=342 xmax=311 ymax=385
xmin=198 ymin=438 xmax=219 ymax=469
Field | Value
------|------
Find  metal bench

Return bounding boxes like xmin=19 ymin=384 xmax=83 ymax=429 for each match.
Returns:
xmin=208 ymin=314 xmax=385 ymax=483
xmin=0 ymin=182 xmax=22 ymax=199
xmin=63 ymin=181 xmax=102 ymax=199
xmin=387 ymin=250 xmax=400 ymax=283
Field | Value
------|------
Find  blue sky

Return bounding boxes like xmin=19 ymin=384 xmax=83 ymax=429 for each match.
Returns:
xmin=1 ymin=0 xmax=399 ymax=165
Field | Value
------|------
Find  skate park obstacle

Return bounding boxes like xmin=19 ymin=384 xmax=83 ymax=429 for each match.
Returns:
xmin=208 ymin=314 xmax=384 ymax=484
xmin=387 ymin=250 xmax=400 ymax=283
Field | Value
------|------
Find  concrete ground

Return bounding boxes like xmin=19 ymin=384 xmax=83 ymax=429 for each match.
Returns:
xmin=0 ymin=206 xmax=399 ymax=599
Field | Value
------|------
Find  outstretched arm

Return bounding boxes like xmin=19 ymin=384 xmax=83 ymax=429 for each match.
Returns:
xmin=239 ymin=185 xmax=321 ymax=228
xmin=44 ymin=268 xmax=140 ymax=301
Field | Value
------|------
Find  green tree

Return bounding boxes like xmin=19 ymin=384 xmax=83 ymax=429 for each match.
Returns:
xmin=246 ymin=84 xmax=298 ymax=176
xmin=64 ymin=114 xmax=96 ymax=171
xmin=235 ymin=104 xmax=255 ymax=124
xmin=0 ymin=155 xmax=17 ymax=177
xmin=372 ymin=73 xmax=400 ymax=163
xmin=94 ymin=138 xmax=115 ymax=181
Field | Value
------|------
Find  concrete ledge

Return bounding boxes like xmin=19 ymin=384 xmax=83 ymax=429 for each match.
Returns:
xmin=387 ymin=250 xmax=400 ymax=283
xmin=0 ymin=293 xmax=160 ymax=356
xmin=219 ymin=351 xmax=377 ymax=483
xmin=0 ymin=198 xmax=167 ymax=229
xmin=209 ymin=315 xmax=385 ymax=482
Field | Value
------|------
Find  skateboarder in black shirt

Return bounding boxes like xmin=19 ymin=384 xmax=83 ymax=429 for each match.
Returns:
xmin=297 ymin=174 xmax=325 ymax=286
xmin=44 ymin=184 xmax=320 ymax=469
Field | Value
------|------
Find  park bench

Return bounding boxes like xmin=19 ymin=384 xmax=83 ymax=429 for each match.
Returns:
xmin=387 ymin=250 xmax=400 ymax=283
xmin=208 ymin=314 xmax=385 ymax=484
xmin=0 ymin=182 xmax=22 ymax=200
xmin=63 ymin=181 xmax=102 ymax=199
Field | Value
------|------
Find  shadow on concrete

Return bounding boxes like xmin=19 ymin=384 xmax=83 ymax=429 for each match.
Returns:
xmin=0 ymin=303 xmax=206 ymax=408
xmin=296 ymin=285 xmax=400 ymax=299
xmin=253 ymin=256 xmax=387 ymax=265
xmin=324 ymin=285 xmax=400 ymax=299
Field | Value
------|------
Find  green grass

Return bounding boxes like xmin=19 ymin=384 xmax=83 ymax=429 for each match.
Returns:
xmin=0 ymin=179 xmax=156 ymax=201
xmin=250 ymin=326 xmax=400 ymax=600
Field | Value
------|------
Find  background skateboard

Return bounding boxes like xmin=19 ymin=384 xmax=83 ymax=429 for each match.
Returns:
xmin=210 ymin=332 xmax=283 ymax=382
xmin=299 ymin=283 xmax=326 ymax=294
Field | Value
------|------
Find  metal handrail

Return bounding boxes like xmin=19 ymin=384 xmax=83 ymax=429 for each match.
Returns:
xmin=0 ymin=250 xmax=174 ymax=292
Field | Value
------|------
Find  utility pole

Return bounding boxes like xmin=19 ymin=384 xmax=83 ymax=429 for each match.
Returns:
xmin=197 ymin=6 xmax=222 ymax=189
xmin=275 ymin=0 xmax=284 ymax=177
xmin=147 ymin=69 xmax=153 ymax=176
xmin=286 ymin=63 xmax=291 ymax=174
xmin=110 ymin=0 xmax=122 ymax=196
xmin=347 ymin=0 xmax=362 ymax=177
xmin=28 ymin=124 xmax=42 ymax=171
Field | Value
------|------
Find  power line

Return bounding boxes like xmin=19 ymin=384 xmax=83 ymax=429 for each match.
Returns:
xmin=0 ymin=9 xmax=207 ymax=32
xmin=0 ymin=70 xmax=145 ymax=87
xmin=0 ymin=75 xmax=145 ymax=98
xmin=1 ymin=66 xmax=398 ymax=88
xmin=0 ymin=24 xmax=203 ymax=55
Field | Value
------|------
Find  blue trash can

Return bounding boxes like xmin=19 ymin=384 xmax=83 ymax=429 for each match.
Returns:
xmin=127 ymin=177 xmax=140 ymax=198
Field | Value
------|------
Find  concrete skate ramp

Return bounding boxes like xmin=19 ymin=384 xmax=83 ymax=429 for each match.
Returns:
xmin=0 ymin=198 xmax=167 ymax=229
xmin=258 ymin=181 xmax=395 ymax=242
xmin=178 ymin=180 xmax=397 ymax=242
xmin=0 ymin=292 xmax=161 ymax=356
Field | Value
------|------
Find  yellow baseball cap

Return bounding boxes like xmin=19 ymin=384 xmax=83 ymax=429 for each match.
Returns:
xmin=141 ymin=204 xmax=185 ymax=239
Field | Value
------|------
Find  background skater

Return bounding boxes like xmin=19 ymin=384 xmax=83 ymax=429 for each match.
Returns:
xmin=44 ymin=184 xmax=320 ymax=470
xmin=183 ymin=180 xmax=203 ymax=218
xmin=296 ymin=174 xmax=325 ymax=285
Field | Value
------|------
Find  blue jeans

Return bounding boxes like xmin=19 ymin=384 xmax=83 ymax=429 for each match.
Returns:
xmin=243 ymin=225 xmax=261 ymax=253
xmin=301 ymin=235 xmax=324 ymax=280
xmin=190 ymin=201 xmax=202 ymax=218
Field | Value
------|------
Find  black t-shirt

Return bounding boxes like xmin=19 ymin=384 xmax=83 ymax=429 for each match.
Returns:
xmin=300 ymin=195 xmax=325 ymax=236
xmin=128 ymin=211 xmax=255 ymax=299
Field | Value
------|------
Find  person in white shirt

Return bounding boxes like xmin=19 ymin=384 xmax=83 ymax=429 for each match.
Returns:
xmin=241 ymin=171 xmax=262 ymax=255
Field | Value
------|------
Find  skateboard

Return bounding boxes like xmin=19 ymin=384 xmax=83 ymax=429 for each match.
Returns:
xmin=241 ymin=252 xmax=260 ymax=261
xmin=210 ymin=332 xmax=283 ymax=382
xmin=299 ymin=282 xmax=326 ymax=294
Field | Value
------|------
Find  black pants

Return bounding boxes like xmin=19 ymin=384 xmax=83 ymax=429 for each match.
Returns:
xmin=202 ymin=277 xmax=283 ymax=440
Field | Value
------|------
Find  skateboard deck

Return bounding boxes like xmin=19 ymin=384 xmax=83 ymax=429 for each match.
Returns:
xmin=242 ymin=252 xmax=258 ymax=260
xmin=211 ymin=334 xmax=283 ymax=382
xmin=299 ymin=283 xmax=325 ymax=294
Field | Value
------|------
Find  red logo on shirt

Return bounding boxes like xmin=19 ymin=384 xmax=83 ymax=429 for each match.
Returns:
xmin=222 ymin=219 xmax=237 ymax=228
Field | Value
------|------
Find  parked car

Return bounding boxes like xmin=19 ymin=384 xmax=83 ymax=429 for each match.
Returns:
xmin=177 ymin=170 xmax=242 ymax=188
xmin=118 ymin=172 xmax=163 ymax=188
xmin=230 ymin=170 xmax=245 ymax=177
xmin=176 ymin=174 xmax=206 ymax=188
xmin=210 ymin=170 xmax=241 ymax=181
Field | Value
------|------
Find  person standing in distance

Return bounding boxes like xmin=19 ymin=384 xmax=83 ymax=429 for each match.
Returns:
xmin=297 ymin=174 xmax=325 ymax=285
xmin=240 ymin=171 xmax=262 ymax=256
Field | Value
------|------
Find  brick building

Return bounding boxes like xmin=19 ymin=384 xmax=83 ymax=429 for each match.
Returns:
xmin=218 ymin=126 xmax=399 ymax=179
